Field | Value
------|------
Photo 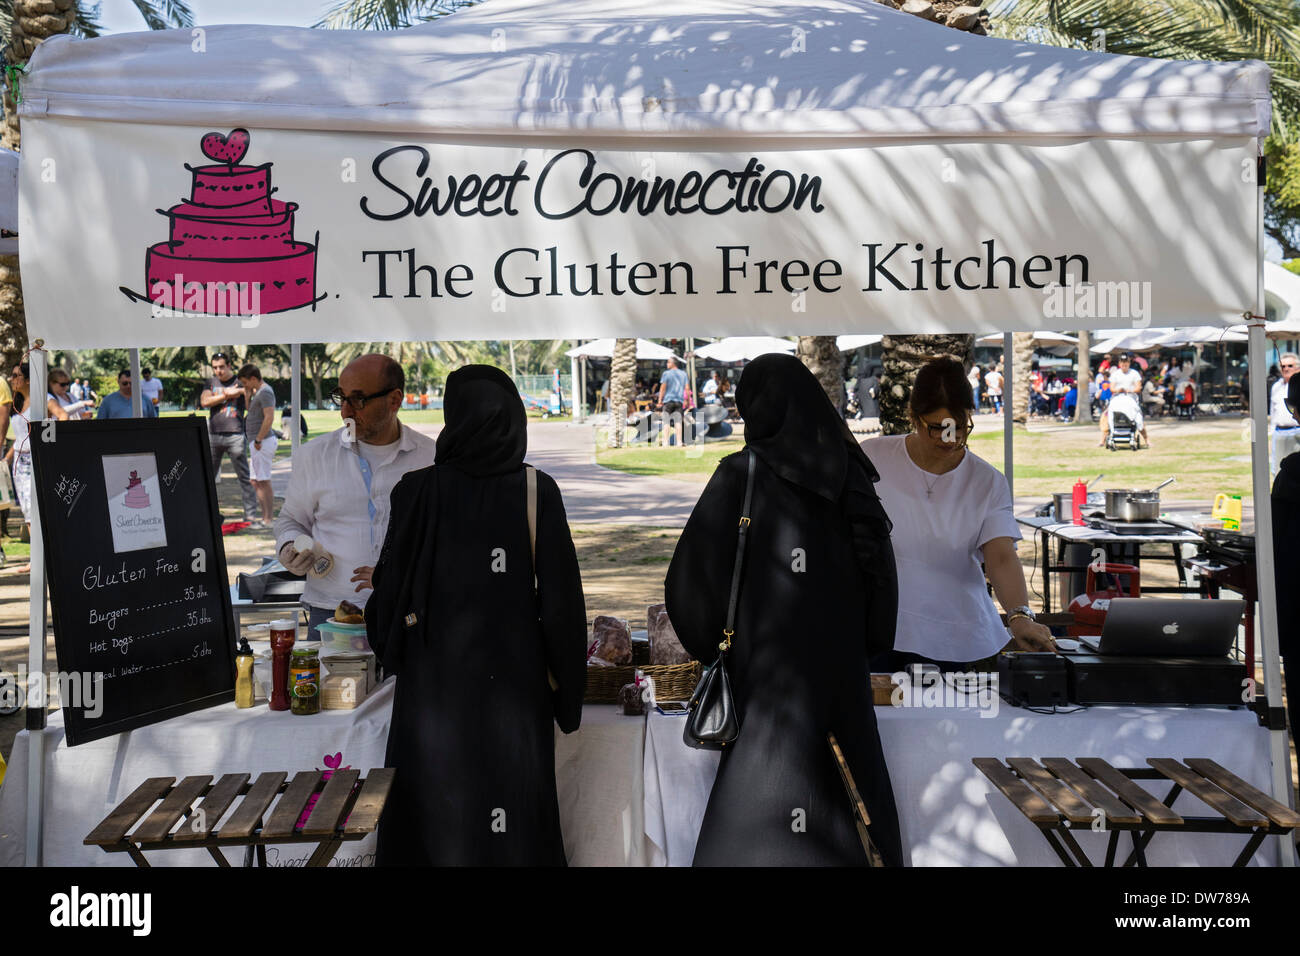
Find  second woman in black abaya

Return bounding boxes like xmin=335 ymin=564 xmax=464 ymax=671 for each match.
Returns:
xmin=367 ymin=365 xmax=587 ymax=865
xmin=665 ymin=353 xmax=904 ymax=866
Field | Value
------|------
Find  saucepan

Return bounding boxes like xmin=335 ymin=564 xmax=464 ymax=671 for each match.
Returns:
xmin=1105 ymin=477 xmax=1175 ymax=522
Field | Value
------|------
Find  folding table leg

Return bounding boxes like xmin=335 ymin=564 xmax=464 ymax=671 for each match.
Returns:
xmin=1040 ymin=829 xmax=1078 ymax=867
xmin=207 ymin=847 xmax=231 ymax=867
xmin=257 ymin=844 xmax=268 ymax=867
xmin=124 ymin=845 xmax=151 ymax=868
xmin=1103 ymin=830 xmax=1120 ymax=867
xmin=305 ymin=839 xmax=342 ymax=868
xmin=1231 ymin=830 xmax=1269 ymax=867
xmin=1057 ymin=827 xmax=1094 ymax=867
xmin=1122 ymin=830 xmax=1153 ymax=867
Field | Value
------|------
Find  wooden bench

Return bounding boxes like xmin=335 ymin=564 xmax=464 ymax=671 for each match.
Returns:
xmin=974 ymin=757 xmax=1299 ymax=867
xmin=85 ymin=768 xmax=394 ymax=867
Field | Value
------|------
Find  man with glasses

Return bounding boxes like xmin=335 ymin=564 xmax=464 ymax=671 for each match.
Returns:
xmin=96 ymin=369 xmax=159 ymax=419
xmin=1271 ymin=351 xmax=1300 ymax=478
xmin=200 ymin=352 xmax=258 ymax=522
xmin=274 ymin=354 xmax=436 ymax=641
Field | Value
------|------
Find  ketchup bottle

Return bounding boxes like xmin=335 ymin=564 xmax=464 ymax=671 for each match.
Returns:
xmin=1071 ymin=478 xmax=1088 ymax=526
xmin=269 ymin=618 xmax=296 ymax=712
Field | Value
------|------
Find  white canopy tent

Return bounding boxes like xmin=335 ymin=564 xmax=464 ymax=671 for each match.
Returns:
xmin=565 ymin=338 xmax=679 ymax=360
xmin=975 ymin=330 xmax=1078 ymax=347
xmin=693 ymin=336 xmax=796 ymax=361
xmin=13 ymin=0 xmax=1291 ymax=864
xmin=838 ymin=334 xmax=883 ymax=351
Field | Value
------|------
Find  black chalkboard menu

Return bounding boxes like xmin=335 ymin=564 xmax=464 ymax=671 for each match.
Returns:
xmin=30 ymin=417 xmax=236 ymax=746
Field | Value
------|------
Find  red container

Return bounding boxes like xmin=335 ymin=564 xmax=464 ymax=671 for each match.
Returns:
xmin=269 ymin=618 xmax=296 ymax=711
xmin=1067 ymin=564 xmax=1141 ymax=637
xmin=1071 ymin=479 xmax=1088 ymax=526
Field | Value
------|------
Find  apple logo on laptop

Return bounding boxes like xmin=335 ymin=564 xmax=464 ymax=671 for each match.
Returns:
xmin=1162 ymin=622 xmax=1179 ymax=635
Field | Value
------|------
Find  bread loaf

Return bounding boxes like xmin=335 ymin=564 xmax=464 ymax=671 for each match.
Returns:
xmin=649 ymin=609 xmax=692 ymax=664
xmin=589 ymin=615 xmax=633 ymax=665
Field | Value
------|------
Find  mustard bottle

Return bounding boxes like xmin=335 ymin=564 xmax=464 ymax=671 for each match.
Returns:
xmin=235 ymin=637 xmax=256 ymax=708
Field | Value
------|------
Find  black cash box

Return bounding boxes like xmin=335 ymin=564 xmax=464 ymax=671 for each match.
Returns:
xmin=1063 ymin=654 xmax=1248 ymax=706
xmin=998 ymin=652 xmax=1069 ymax=707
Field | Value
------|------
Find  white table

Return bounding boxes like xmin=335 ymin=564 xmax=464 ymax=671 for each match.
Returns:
xmin=0 ymin=681 xmax=648 ymax=867
xmin=643 ymin=693 xmax=1277 ymax=866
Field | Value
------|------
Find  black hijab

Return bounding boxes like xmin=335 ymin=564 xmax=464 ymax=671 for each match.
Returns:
xmin=435 ymin=365 xmax=527 ymax=476
xmin=738 ymin=352 xmax=877 ymax=501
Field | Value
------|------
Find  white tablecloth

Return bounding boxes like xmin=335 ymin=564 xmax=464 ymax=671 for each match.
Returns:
xmin=644 ymin=697 xmax=1278 ymax=866
xmin=0 ymin=682 xmax=648 ymax=867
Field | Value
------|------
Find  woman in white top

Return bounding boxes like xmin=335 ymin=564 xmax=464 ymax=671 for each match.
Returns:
xmin=863 ymin=357 xmax=1054 ymax=669
xmin=48 ymin=369 xmax=94 ymax=420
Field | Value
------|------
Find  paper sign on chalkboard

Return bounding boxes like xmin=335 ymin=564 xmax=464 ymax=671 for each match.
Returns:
xmin=31 ymin=417 xmax=236 ymax=746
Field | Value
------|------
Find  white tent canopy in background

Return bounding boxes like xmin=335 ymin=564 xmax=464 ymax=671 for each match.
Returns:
xmin=1150 ymin=326 xmax=1249 ymax=346
xmin=837 ymin=334 xmax=883 ymax=351
xmin=565 ymin=338 xmax=679 ymax=360
xmin=976 ymin=330 xmax=1078 ymax=347
xmin=19 ymin=0 xmax=1268 ymax=347
xmin=693 ymin=336 xmax=796 ymax=361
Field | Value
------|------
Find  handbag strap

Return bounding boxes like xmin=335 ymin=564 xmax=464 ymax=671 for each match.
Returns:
xmin=525 ymin=465 xmax=538 ymax=588
xmin=721 ymin=450 xmax=757 ymax=650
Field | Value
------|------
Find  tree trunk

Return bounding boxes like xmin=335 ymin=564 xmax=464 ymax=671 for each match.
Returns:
xmin=607 ymin=337 xmax=637 ymax=448
xmin=878 ymin=334 xmax=975 ymax=435
xmin=1011 ymin=332 xmax=1035 ymax=425
xmin=796 ymin=336 xmax=844 ymax=413
xmin=1076 ymin=330 xmax=1093 ymax=423
xmin=0 ymin=0 xmax=79 ymax=371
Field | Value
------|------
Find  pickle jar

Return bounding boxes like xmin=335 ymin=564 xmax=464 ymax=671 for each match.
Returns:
xmin=290 ymin=645 xmax=320 ymax=715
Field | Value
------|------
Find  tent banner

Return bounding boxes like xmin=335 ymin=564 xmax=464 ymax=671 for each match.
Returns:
xmin=21 ymin=121 xmax=1258 ymax=347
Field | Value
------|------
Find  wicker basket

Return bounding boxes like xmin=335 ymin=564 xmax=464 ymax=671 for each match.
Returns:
xmin=583 ymin=661 xmax=701 ymax=704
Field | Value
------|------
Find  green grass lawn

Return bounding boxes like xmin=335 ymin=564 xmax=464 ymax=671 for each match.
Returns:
xmin=595 ymin=433 xmax=746 ymax=479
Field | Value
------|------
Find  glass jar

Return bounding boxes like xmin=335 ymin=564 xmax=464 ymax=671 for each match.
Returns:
xmin=290 ymin=644 xmax=320 ymax=715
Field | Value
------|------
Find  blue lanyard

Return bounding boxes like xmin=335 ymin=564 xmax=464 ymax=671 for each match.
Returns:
xmin=355 ymin=453 xmax=377 ymax=550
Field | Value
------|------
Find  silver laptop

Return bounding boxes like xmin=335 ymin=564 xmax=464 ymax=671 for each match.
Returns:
xmin=1078 ymin=598 xmax=1243 ymax=657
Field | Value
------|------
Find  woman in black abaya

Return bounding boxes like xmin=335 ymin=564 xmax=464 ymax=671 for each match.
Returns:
xmin=367 ymin=365 xmax=587 ymax=865
xmin=665 ymin=353 xmax=904 ymax=866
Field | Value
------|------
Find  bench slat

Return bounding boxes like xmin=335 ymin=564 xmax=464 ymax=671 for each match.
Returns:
xmin=972 ymin=758 xmax=1058 ymax=824
xmin=301 ymin=769 xmax=361 ymax=837
xmin=1184 ymin=759 xmax=1300 ymax=829
xmin=217 ymin=772 xmax=287 ymax=841
xmin=261 ymin=771 xmax=323 ymax=839
xmin=1040 ymin=758 xmax=1142 ymax=825
xmin=1147 ymin=759 xmax=1266 ymax=828
xmin=1077 ymin=758 xmax=1183 ymax=825
xmin=1006 ymin=758 xmax=1095 ymax=824
xmin=132 ymin=775 xmax=213 ymax=845
xmin=343 ymin=768 xmax=396 ymax=836
xmin=85 ymin=777 xmax=174 ymax=847
xmin=172 ymin=773 xmax=249 ymax=843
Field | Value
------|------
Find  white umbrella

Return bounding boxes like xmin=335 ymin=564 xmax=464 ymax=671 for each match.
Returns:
xmin=975 ymin=330 xmax=1078 ymax=347
xmin=1090 ymin=328 xmax=1166 ymax=353
xmin=1149 ymin=326 xmax=1247 ymax=346
xmin=564 ymin=337 xmax=679 ymax=360
xmin=837 ymin=334 xmax=882 ymax=351
xmin=694 ymin=336 xmax=796 ymax=362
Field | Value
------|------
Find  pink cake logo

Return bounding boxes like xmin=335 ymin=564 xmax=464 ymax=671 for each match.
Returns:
xmin=123 ymin=470 xmax=151 ymax=509
xmin=121 ymin=128 xmax=322 ymax=317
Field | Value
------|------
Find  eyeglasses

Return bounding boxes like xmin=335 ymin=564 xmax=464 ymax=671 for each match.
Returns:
xmin=918 ymin=414 xmax=975 ymax=443
xmin=329 ymin=386 xmax=398 ymax=410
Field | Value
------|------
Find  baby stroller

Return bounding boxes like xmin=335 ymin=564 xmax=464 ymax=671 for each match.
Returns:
xmin=1106 ymin=394 xmax=1142 ymax=451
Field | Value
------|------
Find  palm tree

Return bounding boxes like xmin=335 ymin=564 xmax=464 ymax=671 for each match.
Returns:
xmin=607 ymin=337 xmax=637 ymax=448
xmin=1010 ymin=332 xmax=1035 ymax=425
xmin=0 ymin=0 xmax=193 ymax=372
xmin=796 ymin=336 xmax=846 ymax=412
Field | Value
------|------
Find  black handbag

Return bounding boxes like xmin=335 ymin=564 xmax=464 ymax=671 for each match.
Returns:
xmin=683 ymin=450 xmax=756 ymax=750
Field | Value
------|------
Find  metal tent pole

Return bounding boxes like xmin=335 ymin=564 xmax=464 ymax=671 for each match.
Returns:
xmin=25 ymin=344 xmax=49 ymax=867
xmin=1249 ymin=169 xmax=1297 ymax=864
xmin=129 ymin=348 xmax=142 ymax=417
xmin=290 ymin=343 xmax=301 ymax=457
xmin=1002 ymin=332 xmax=1013 ymax=496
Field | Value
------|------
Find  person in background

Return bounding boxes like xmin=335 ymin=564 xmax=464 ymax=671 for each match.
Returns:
xmin=200 ymin=352 xmax=257 ymax=521
xmin=274 ymin=354 xmax=436 ymax=642
xmin=968 ymin=363 xmax=982 ymax=410
xmin=68 ymin=378 xmax=83 ymax=404
xmin=367 ymin=365 xmax=587 ymax=865
xmin=48 ymin=369 xmax=93 ymax=420
xmin=280 ymin=405 xmax=309 ymax=441
xmin=6 ymin=364 xmax=70 ymax=573
xmin=856 ymin=363 xmax=880 ymax=420
xmin=139 ymin=367 xmax=164 ymax=408
xmin=237 ymin=364 xmax=277 ymax=527
xmin=984 ymin=364 xmax=1003 ymax=414
xmin=96 ymin=369 xmax=159 ymax=419
xmin=657 ymin=356 xmax=688 ymax=447
xmin=1098 ymin=352 xmax=1148 ymax=448
xmin=1060 ymin=381 xmax=1078 ymax=421
xmin=1270 ymin=352 xmax=1299 ymax=478
xmin=863 ymin=357 xmax=1054 ymax=671
xmin=701 ymin=370 xmax=720 ymax=405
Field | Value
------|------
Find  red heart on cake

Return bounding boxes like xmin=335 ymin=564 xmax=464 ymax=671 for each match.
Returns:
xmin=200 ymin=128 xmax=251 ymax=165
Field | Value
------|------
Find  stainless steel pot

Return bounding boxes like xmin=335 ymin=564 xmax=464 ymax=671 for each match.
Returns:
xmin=1054 ymin=491 xmax=1106 ymax=521
xmin=1104 ymin=478 xmax=1175 ymax=522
